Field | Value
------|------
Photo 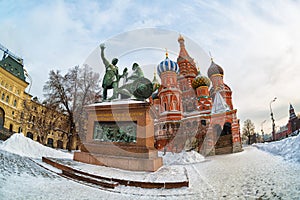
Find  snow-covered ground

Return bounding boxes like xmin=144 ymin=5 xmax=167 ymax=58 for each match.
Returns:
xmin=0 ymin=133 xmax=72 ymax=159
xmin=159 ymin=150 xmax=205 ymax=165
xmin=0 ymin=134 xmax=300 ymax=199
xmin=254 ymin=132 xmax=300 ymax=162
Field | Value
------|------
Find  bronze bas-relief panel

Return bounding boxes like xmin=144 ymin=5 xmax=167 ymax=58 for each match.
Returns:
xmin=93 ymin=121 xmax=137 ymax=143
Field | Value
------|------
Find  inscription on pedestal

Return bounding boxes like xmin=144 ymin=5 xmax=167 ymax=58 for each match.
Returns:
xmin=93 ymin=121 xmax=137 ymax=143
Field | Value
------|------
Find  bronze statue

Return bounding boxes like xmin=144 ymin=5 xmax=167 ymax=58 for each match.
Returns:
xmin=100 ymin=43 xmax=127 ymax=100
xmin=117 ymin=63 xmax=143 ymax=98
xmin=100 ymin=43 xmax=153 ymax=101
xmin=117 ymin=63 xmax=153 ymax=100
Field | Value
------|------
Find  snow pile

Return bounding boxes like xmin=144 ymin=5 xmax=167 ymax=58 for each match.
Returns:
xmin=254 ymin=133 xmax=300 ymax=162
xmin=159 ymin=150 xmax=205 ymax=165
xmin=0 ymin=133 xmax=72 ymax=159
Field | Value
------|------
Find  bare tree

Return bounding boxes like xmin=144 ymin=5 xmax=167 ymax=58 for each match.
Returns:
xmin=43 ymin=65 xmax=101 ymax=150
xmin=21 ymin=97 xmax=69 ymax=146
xmin=242 ymin=119 xmax=255 ymax=145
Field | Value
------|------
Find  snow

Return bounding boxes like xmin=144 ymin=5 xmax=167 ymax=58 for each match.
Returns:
xmin=0 ymin=133 xmax=72 ymax=159
xmin=40 ymin=158 xmax=188 ymax=183
xmin=254 ymin=132 xmax=300 ymax=162
xmin=159 ymin=150 xmax=205 ymax=165
xmin=1 ymin=134 xmax=300 ymax=199
xmin=88 ymin=100 xmax=147 ymax=107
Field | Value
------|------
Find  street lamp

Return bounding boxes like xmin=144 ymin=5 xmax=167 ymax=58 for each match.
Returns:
xmin=261 ymin=120 xmax=266 ymax=142
xmin=269 ymin=97 xmax=277 ymax=141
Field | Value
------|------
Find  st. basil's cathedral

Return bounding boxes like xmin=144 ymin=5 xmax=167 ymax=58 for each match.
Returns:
xmin=150 ymin=35 xmax=242 ymax=155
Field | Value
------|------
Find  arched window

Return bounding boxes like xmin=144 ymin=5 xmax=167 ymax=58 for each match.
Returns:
xmin=6 ymin=95 xmax=9 ymax=103
xmin=9 ymin=124 xmax=13 ymax=132
xmin=171 ymin=96 xmax=178 ymax=111
xmin=57 ymin=140 xmax=63 ymax=149
xmin=13 ymin=100 xmax=17 ymax=107
xmin=1 ymin=93 xmax=4 ymax=100
xmin=47 ymin=138 xmax=54 ymax=148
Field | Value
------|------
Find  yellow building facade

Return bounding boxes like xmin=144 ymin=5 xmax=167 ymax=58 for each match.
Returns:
xmin=0 ymin=54 xmax=77 ymax=149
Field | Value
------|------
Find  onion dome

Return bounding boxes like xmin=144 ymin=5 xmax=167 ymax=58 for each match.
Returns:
xmin=152 ymin=72 xmax=160 ymax=91
xmin=157 ymin=52 xmax=179 ymax=76
xmin=207 ymin=59 xmax=224 ymax=78
xmin=192 ymin=71 xmax=211 ymax=89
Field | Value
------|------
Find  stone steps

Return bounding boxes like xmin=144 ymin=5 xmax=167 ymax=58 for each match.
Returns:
xmin=42 ymin=157 xmax=189 ymax=189
xmin=215 ymin=146 xmax=233 ymax=155
xmin=62 ymin=170 xmax=119 ymax=189
xmin=216 ymin=134 xmax=233 ymax=148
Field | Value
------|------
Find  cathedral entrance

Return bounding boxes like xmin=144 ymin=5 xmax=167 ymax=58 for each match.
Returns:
xmin=0 ymin=108 xmax=4 ymax=129
xmin=215 ymin=123 xmax=233 ymax=155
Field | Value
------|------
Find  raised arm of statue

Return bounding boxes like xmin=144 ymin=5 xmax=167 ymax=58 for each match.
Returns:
xmin=100 ymin=43 xmax=110 ymax=67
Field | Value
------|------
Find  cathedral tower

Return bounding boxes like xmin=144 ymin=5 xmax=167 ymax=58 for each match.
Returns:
xmin=157 ymin=52 xmax=182 ymax=121
xmin=207 ymin=59 xmax=233 ymax=110
xmin=192 ymin=70 xmax=212 ymax=113
xmin=155 ymin=52 xmax=183 ymax=151
xmin=177 ymin=35 xmax=198 ymax=113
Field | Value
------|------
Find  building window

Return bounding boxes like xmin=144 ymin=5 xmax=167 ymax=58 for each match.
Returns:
xmin=47 ymin=138 xmax=54 ymax=148
xmin=26 ymin=132 xmax=33 ymax=139
xmin=9 ymin=124 xmax=13 ymax=132
xmin=13 ymin=100 xmax=17 ymax=107
xmin=1 ymin=93 xmax=4 ymax=100
xmin=6 ymin=95 xmax=9 ymax=103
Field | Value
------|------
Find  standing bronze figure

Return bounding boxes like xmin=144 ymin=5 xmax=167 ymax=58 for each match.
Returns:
xmin=100 ymin=43 xmax=127 ymax=100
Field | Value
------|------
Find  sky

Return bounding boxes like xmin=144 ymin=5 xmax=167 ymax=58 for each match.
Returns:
xmin=0 ymin=0 xmax=300 ymax=133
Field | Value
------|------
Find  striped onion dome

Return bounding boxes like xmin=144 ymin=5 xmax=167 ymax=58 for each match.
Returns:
xmin=157 ymin=52 xmax=179 ymax=76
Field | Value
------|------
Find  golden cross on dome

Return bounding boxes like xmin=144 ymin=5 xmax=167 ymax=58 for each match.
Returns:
xmin=209 ymin=51 xmax=213 ymax=61
xmin=165 ymin=48 xmax=168 ymax=58
xmin=196 ymin=61 xmax=200 ymax=72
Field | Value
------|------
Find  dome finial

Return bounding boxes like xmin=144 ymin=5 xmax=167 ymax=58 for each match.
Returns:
xmin=209 ymin=51 xmax=213 ymax=62
xmin=196 ymin=61 xmax=200 ymax=72
xmin=178 ymin=34 xmax=185 ymax=46
xmin=165 ymin=48 xmax=168 ymax=58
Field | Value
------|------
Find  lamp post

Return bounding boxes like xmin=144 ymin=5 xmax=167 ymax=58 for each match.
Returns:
xmin=269 ymin=97 xmax=277 ymax=141
xmin=261 ymin=120 xmax=266 ymax=142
